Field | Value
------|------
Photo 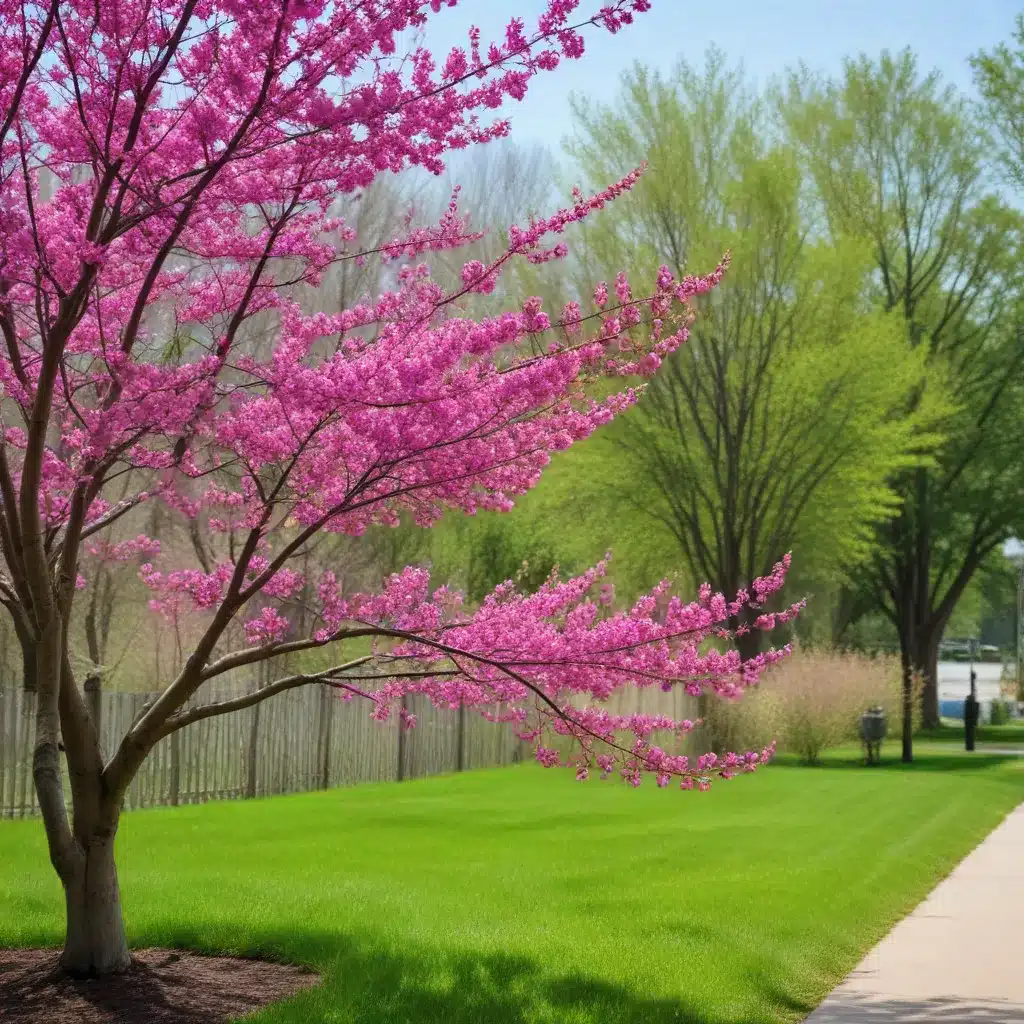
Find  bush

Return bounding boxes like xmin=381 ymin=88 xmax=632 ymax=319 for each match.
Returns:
xmin=998 ymin=668 xmax=1022 ymax=702
xmin=705 ymin=649 xmax=901 ymax=764
xmin=990 ymin=699 xmax=1013 ymax=726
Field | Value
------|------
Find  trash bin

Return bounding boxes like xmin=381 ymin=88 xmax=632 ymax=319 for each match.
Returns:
xmin=859 ymin=706 xmax=887 ymax=765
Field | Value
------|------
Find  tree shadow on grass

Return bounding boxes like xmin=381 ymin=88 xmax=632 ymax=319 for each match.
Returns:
xmin=772 ymin=753 xmax=1021 ymax=774
xmin=148 ymin=926 xmax=814 ymax=1024
xmin=23 ymin=932 xmax=1024 ymax=1024
xmin=920 ymin=724 xmax=1024 ymax=746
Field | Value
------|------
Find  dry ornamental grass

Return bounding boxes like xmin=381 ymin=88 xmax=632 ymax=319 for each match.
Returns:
xmin=707 ymin=649 xmax=903 ymax=763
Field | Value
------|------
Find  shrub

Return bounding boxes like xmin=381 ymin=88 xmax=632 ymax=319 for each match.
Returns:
xmin=990 ymin=699 xmax=1013 ymax=726
xmin=998 ymin=667 xmax=1022 ymax=702
xmin=705 ymin=649 xmax=901 ymax=764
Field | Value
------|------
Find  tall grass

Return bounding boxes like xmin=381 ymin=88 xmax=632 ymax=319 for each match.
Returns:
xmin=707 ymin=649 xmax=901 ymax=764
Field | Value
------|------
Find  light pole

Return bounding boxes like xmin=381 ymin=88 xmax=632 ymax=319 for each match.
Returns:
xmin=1017 ymin=558 xmax=1024 ymax=706
xmin=965 ymin=636 xmax=979 ymax=752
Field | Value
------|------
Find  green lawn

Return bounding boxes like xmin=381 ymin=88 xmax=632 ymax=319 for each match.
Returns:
xmin=919 ymin=719 xmax=1024 ymax=746
xmin=2 ymin=746 xmax=1023 ymax=1024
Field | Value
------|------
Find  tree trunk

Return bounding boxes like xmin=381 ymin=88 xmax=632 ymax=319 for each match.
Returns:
xmin=15 ymin=616 xmax=37 ymax=692
xmin=28 ymin=619 xmax=132 ymax=978
xmin=900 ymin=648 xmax=914 ymax=763
xmin=83 ymin=672 xmax=102 ymax=735
xmin=914 ymin=626 xmax=941 ymax=730
xmin=732 ymin=619 xmax=762 ymax=661
xmin=60 ymin=827 xmax=131 ymax=977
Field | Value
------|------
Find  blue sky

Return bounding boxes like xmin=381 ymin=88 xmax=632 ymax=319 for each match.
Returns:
xmin=417 ymin=0 xmax=1019 ymax=149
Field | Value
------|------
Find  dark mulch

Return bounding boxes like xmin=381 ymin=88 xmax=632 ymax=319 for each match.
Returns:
xmin=0 ymin=947 xmax=320 ymax=1023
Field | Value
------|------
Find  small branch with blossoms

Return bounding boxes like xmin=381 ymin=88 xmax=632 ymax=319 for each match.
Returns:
xmin=131 ymin=553 xmax=801 ymax=794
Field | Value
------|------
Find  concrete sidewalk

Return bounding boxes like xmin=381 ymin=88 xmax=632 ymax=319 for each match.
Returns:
xmin=804 ymin=802 xmax=1024 ymax=1023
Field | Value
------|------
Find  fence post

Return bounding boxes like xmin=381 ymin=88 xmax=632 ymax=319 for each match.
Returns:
xmin=0 ymin=689 xmax=7 ymax=817
xmin=17 ymin=690 xmax=33 ymax=817
xmin=396 ymin=694 xmax=407 ymax=782
xmin=246 ymin=701 xmax=260 ymax=799
xmin=317 ymin=685 xmax=332 ymax=790
xmin=169 ymin=729 xmax=181 ymax=806
xmin=695 ymin=693 xmax=712 ymax=756
xmin=456 ymin=702 xmax=465 ymax=772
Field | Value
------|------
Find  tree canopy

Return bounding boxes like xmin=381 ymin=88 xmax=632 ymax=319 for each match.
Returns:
xmin=483 ymin=53 xmax=947 ymax=654
xmin=780 ymin=49 xmax=1024 ymax=741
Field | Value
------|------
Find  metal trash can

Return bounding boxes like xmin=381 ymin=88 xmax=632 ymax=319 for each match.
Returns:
xmin=859 ymin=706 xmax=887 ymax=765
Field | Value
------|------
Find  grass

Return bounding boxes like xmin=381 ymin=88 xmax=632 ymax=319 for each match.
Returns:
xmin=918 ymin=719 xmax=1024 ymax=746
xmin=2 ymin=745 xmax=1023 ymax=1023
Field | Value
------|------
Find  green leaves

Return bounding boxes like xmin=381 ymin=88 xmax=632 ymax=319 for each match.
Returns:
xmin=971 ymin=15 xmax=1024 ymax=191
xmin=157 ymin=331 xmax=196 ymax=365
xmin=781 ymin=42 xmax=1024 ymax=688
xmin=555 ymin=53 xmax=945 ymax=608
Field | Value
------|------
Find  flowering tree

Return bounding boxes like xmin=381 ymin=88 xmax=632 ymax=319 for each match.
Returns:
xmin=0 ymin=0 xmax=799 ymax=978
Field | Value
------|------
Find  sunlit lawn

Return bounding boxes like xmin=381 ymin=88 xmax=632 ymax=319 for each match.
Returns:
xmin=2 ymin=745 xmax=1023 ymax=1023
xmin=919 ymin=719 xmax=1024 ymax=746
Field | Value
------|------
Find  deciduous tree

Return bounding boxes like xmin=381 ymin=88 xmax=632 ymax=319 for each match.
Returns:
xmin=971 ymin=15 xmax=1024 ymax=192
xmin=549 ymin=54 xmax=942 ymax=657
xmin=780 ymin=49 xmax=1024 ymax=751
xmin=0 ymin=0 xmax=797 ymax=979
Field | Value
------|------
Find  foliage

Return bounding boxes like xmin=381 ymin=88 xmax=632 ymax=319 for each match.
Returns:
xmin=989 ymin=699 xmax=1013 ymax=726
xmin=3 ymin=757 xmax=1024 ymax=1023
xmin=977 ymin=548 xmax=1022 ymax=651
xmin=424 ymin=426 xmax=682 ymax=604
xmin=706 ymin=650 xmax=902 ymax=764
xmin=918 ymin=721 xmax=1024 ymax=745
xmin=940 ymin=647 xmax=1004 ymax=663
xmin=547 ymin=52 xmax=945 ymax=647
xmin=779 ymin=47 xmax=1024 ymax=742
xmin=971 ymin=14 xmax=1024 ymax=191
xmin=942 ymin=573 xmax=984 ymax=640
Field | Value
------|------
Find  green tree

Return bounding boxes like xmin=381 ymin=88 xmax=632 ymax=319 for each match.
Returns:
xmin=557 ymin=52 xmax=944 ymax=657
xmin=976 ymin=547 xmax=1022 ymax=652
xmin=424 ymin=424 xmax=681 ymax=606
xmin=780 ymin=49 xmax=1024 ymax=754
xmin=971 ymin=15 xmax=1024 ymax=191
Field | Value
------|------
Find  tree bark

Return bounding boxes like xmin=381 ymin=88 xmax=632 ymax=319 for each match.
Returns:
xmin=83 ymin=671 xmax=102 ymax=737
xmin=914 ymin=626 xmax=941 ymax=730
xmin=60 ymin=824 xmax=131 ymax=977
xmin=29 ymin=618 xmax=132 ymax=977
xmin=733 ymin=624 xmax=761 ymax=662
xmin=15 ymin=616 xmax=37 ymax=692
xmin=900 ymin=646 xmax=914 ymax=763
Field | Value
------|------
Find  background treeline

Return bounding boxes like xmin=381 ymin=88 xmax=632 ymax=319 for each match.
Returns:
xmin=425 ymin=41 xmax=1024 ymax=737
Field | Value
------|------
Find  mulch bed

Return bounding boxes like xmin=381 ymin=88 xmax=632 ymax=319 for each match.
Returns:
xmin=0 ymin=947 xmax=320 ymax=1023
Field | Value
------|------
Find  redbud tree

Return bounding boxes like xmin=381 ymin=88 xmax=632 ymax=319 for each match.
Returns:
xmin=0 ymin=0 xmax=799 ymax=976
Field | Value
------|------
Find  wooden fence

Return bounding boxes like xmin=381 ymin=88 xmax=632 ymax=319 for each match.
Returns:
xmin=0 ymin=681 xmax=704 ymax=819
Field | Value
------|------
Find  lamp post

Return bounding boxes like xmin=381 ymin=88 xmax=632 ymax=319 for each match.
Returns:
xmin=965 ymin=636 xmax=979 ymax=752
xmin=1017 ymin=558 xmax=1024 ymax=707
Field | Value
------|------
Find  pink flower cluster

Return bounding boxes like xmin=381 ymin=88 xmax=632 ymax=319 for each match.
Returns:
xmin=86 ymin=536 xmax=162 ymax=563
xmin=303 ymin=554 xmax=801 ymax=788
